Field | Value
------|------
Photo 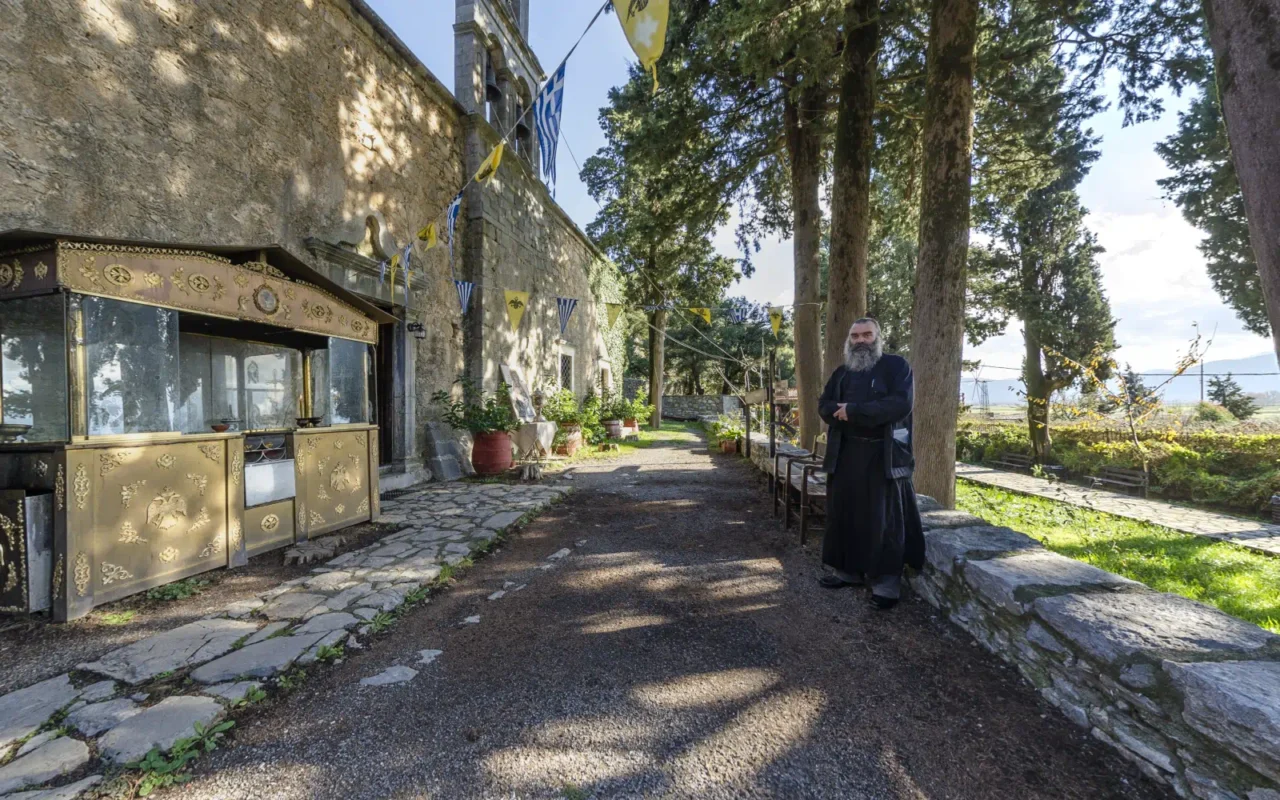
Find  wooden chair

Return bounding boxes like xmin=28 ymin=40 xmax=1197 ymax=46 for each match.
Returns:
xmin=783 ymin=436 xmax=826 ymax=540
xmin=1090 ymin=465 xmax=1150 ymax=498
xmin=773 ymin=445 xmax=815 ymax=518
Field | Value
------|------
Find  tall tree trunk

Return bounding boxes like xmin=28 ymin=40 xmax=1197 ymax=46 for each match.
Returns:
xmin=784 ymin=80 xmax=826 ymax=451
xmin=1202 ymin=0 xmax=1280 ymax=365
xmin=1023 ymin=322 xmax=1051 ymax=463
xmin=648 ymin=308 xmax=667 ymax=429
xmin=825 ymin=0 xmax=880 ymax=369
xmin=909 ymin=0 xmax=979 ymax=508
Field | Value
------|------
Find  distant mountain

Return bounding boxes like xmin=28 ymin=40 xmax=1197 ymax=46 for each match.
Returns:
xmin=963 ymin=352 xmax=1280 ymax=407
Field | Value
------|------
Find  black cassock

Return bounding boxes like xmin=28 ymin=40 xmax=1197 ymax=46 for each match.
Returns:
xmin=818 ymin=358 xmax=925 ymax=580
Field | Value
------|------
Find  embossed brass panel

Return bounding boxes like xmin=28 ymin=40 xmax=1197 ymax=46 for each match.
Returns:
xmin=55 ymin=242 xmax=376 ymax=344
xmin=0 ymin=245 xmax=57 ymax=298
xmin=87 ymin=438 xmax=230 ymax=603
xmin=244 ymin=499 xmax=295 ymax=557
xmin=293 ymin=427 xmax=375 ymax=538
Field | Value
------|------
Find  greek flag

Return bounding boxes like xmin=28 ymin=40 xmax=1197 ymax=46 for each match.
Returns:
xmin=446 ymin=191 xmax=463 ymax=260
xmin=556 ymin=296 xmax=578 ymax=335
xmin=729 ymin=305 xmax=748 ymax=324
xmin=534 ymin=62 xmax=566 ymax=192
xmin=454 ymin=280 xmax=474 ymax=314
xmin=378 ymin=259 xmax=387 ymax=284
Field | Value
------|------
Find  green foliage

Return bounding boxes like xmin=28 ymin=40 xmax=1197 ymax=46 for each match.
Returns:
xmin=957 ymin=421 xmax=1280 ymax=515
xmin=707 ymin=414 xmax=745 ymax=442
xmin=1208 ymin=373 xmax=1259 ymax=421
xmin=99 ymin=610 xmax=136 ymax=625
xmin=1194 ymin=402 xmax=1234 ymax=424
xmin=236 ymin=685 xmax=267 ymax=708
xmin=146 ymin=577 xmax=209 ymax=602
xmin=957 ymin=482 xmax=1280 ymax=634
xmin=541 ymin=389 xmax=582 ymax=426
xmin=276 ymin=669 xmax=306 ymax=691
xmin=366 ymin=612 xmax=396 ymax=634
xmin=431 ymin=377 xmax=520 ymax=435
xmin=314 ymin=644 xmax=344 ymax=664
xmin=129 ymin=720 xmax=235 ymax=796
xmin=1156 ymin=68 xmax=1268 ymax=337
xmin=561 ymin=784 xmax=589 ymax=800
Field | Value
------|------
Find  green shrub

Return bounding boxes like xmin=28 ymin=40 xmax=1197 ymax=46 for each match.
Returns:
xmin=431 ymin=378 xmax=520 ymax=435
xmin=1194 ymin=402 xmax=1235 ymax=423
xmin=541 ymin=389 xmax=582 ymax=425
xmin=708 ymin=414 xmax=745 ymax=442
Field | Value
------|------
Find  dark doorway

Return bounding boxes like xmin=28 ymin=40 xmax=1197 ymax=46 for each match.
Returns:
xmin=376 ymin=320 xmax=395 ymax=466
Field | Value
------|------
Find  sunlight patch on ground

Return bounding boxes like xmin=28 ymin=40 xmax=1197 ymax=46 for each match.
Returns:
xmin=631 ymin=668 xmax=780 ymax=711
xmin=482 ymin=745 xmax=651 ymax=792
xmin=666 ymin=688 xmax=827 ymax=790
xmin=579 ymin=610 xmax=672 ymax=634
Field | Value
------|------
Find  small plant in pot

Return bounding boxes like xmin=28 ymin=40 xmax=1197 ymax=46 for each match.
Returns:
xmin=709 ymin=415 xmax=745 ymax=454
xmin=624 ymin=393 xmax=656 ymax=429
xmin=541 ymin=388 xmax=584 ymax=455
xmin=431 ymin=378 xmax=520 ymax=475
xmin=602 ymin=392 xmax=630 ymax=439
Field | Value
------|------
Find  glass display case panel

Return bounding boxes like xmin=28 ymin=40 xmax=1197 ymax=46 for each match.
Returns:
xmin=326 ymin=338 xmax=369 ymax=425
xmin=177 ymin=334 xmax=301 ymax=433
xmin=84 ymin=296 xmax=179 ymax=436
xmin=0 ymin=294 xmax=69 ymax=442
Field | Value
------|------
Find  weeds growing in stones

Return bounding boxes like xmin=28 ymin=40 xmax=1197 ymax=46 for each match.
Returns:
xmin=367 ymin=612 xmax=396 ymax=634
xmin=128 ymin=719 xmax=234 ymax=796
xmin=99 ymin=610 xmax=136 ymax=625
xmin=275 ymin=669 xmax=307 ymax=692
xmin=234 ymin=685 xmax=267 ymax=708
xmin=315 ymin=644 xmax=344 ymax=664
xmin=146 ymin=577 xmax=209 ymax=602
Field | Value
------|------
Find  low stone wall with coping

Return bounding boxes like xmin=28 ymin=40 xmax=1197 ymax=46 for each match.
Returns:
xmin=741 ymin=433 xmax=1280 ymax=800
xmin=662 ymin=395 xmax=740 ymax=421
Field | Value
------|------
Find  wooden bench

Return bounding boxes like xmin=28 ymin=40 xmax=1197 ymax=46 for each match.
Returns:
xmin=1091 ymin=465 xmax=1149 ymax=498
xmin=773 ymin=444 xmax=816 ymax=518
xmin=783 ymin=438 xmax=827 ymax=544
xmin=993 ymin=452 xmax=1033 ymax=473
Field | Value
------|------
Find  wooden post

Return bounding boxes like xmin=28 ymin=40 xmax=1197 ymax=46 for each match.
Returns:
xmin=768 ymin=349 xmax=776 ymax=458
xmin=743 ymin=368 xmax=751 ymax=460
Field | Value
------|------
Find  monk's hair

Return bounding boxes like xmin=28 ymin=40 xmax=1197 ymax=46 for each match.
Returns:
xmin=851 ymin=317 xmax=880 ymax=339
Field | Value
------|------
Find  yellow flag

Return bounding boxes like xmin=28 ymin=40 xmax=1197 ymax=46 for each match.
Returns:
xmin=388 ymin=253 xmax=401 ymax=287
xmin=612 ymin=0 xmax=669 ymax=92
xmin=417 ymin=222 xmax=438 ymax=250
xmin=769 ymin=307 xmax=784 ymax=335
xmin=474 ymin=142 xmax=505 ymax=186
xmin=606 ymin=303 xmax=624 ymax=328
xmin=689 ymin=307 xmax=711 ymax=324
xmin=504 ymin=290 xmax=529 ymax=331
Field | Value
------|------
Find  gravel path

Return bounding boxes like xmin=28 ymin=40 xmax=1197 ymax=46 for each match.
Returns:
xmin=174 ymin=433 xmax=1169 ymax=799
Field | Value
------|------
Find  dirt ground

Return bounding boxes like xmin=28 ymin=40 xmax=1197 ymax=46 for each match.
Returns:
xmin=0 ymin=520 xmax=401 ymax=694
xmin=165 ymin=433 xmax=1170 ymax=800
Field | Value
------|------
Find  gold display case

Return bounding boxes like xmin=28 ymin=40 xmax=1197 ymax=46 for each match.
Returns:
xmin=0 ymin=235 xmax=391 ymax=620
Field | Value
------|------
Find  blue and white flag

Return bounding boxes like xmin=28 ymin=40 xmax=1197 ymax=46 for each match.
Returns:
xmin=556 ymin=296 xmax=578 ymax=335
xmin=446 ymin=191 xmax=463 ymax=260
xmin=378 ymin=259 xmax=388 ymax=284
xmin=454 ymin=280 xmax=474 ymax=314
xmin=729 ymin=305 xmax=748 ymax=324
xmin=534 ymin=62 xmax=566 ymax=193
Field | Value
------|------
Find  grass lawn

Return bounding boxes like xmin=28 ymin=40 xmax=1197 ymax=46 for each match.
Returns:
xmin=545 ymin=421 xmax=704 ymax=467
xmin=956 ymin=480 xmax=1280 ymax=634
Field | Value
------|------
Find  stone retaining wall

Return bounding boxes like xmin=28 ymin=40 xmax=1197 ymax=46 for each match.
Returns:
xmin=662 ymin=395 xmax=740 ymax=420
xmin=741 ymin=433 xmax=1280 ymax=800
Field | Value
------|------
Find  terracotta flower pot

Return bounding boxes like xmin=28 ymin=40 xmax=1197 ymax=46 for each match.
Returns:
xmin=471 ymin=431 xmax=513 ymax=475
xmin=624 ymin=418 xmax=637 ymax=428
xmin=720 ymin=439 xmax=736 ymax=454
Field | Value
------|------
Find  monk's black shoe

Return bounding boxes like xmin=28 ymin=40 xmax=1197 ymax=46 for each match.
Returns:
xmin=869 ymin=594 xmax=898 ymax=610
xmin=818 ymin=574 xmax=856 ymax=589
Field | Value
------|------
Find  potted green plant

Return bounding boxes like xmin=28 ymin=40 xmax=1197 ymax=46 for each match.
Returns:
xmin=709 ymin=415 xmax=745 ymax=454
xmin=541 ymin=388 xmax=584 ymax=455
xmin=625 ymin=393 xmax=655 ymax=429
xmin=601 ymin=390 xmax=629 ymax=439
xmin=431 ymin=378 xmax=521 ymax=475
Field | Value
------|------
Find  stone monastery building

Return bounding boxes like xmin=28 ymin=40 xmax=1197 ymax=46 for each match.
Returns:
xmin=1 ymin=0 xmax=624 ymax=487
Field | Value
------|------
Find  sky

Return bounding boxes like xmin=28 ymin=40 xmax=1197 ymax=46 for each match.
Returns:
xmin=367 ymin=0 xmax=1276 ymax=376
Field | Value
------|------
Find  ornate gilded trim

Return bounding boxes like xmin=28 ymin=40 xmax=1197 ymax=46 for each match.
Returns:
xmin=33 ymin=261 xmax=48 ymax=279
xmin=73 ymin=552 xmax=90 ymax=597
xmin=333 ymin=503 xmax=345 ymax=515
xmin=308 ymin=509 xmax=326 ymax=527
xmin=0 ymin=260 xmax=23 ymax=292
xmin=297 ymin=500 xmax=308 ymax=536
xmin=229 ymin=520 xmax=243 ymax=552
xmin=188 ymin=507 xmax=211 ymax=532
xmin=52 ymin=554 xmax=64 ymax=599
xmin=100 ymin=562 xmax=133 ymax=585
xmin=146 ymin=488 xmax=188 ymax=531
xmin=158 ymin=547 xmax=179 ymax=563
xmin=156 ymin=453 xmax=176 ymax=469
xmin=230 ymin=452 xmax=242 ymax=486
xmin=357 ymin=496 xmax=369 ymax=515
xmin=35 ymin=460 xmax=49 ymax=478
xmin=54 ymin=465 xmax=65 ymax=511
xmin=0 ymin=511 xmax=20 ymax=594
xmin=73 ymin=465 xmax=90 ymax=510
xmin=118 ymin=521 xmax=147 ymax=544
xmin=99 ymin=451 xmax=131 ymax=477
xmin=260 ymin=514 xmax=280 ymax=532
xmin=121 ymin=480 xmax=147 ymax=508
xmin=187 ymin=474 xmax=208 ymax=496
xmin=198 ymin=533 xmax=225 ymax=559
xmin=198 ymin=444 xmax=223 ymax=464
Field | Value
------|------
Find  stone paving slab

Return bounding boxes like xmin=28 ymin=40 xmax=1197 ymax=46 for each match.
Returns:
xmin=79 ymin=619 xmax=259 ymax=685
xmin=957 ymin=462 xmax=1280 ymax=556
xmin=0 ymin=737 xmax=89 ymax=794
xmin=3 ymin=775 xmax=103 ymax=800
xmin=98 ymin=695 xmax=225 ymax=764
xmin=962 ymin=550 xmax=1143 ymax=615
xmin=0 ymin=675 xmax=80 ymax=753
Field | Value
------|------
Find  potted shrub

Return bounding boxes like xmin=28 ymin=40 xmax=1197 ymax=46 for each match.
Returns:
xmin=542 ymin=388 xmax=584 ymax=455
xmin=709 ymin=415 xmax=745 ymax=454
xmin=602 ymin=391 xmax=629 ymax=439
xmin=431 ymin=378 xmax=520 ymax=475
xmin=624 ymin=392 xmax=655 ymax=429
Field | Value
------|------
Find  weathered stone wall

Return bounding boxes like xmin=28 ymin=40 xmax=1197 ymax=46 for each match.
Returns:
xmin=740 ymin=434 xmax=1280 ymax=800
xmin=662 ymin=395 xmax=741 ymax=420
xmin=462 ymin=123 xmax=623 ymax=400
xmin=1 ymin=0 xmax=470 ymax=465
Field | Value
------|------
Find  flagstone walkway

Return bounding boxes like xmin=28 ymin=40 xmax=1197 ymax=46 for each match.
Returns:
xmin=0 ymin=482 xmax=568 ymax=797
xmin=956 ymin=462 xmax=1280 ymax=557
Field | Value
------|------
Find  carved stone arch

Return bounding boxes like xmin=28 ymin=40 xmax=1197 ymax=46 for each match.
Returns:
xmin=360 ymin=211 xmax=394 ymax=261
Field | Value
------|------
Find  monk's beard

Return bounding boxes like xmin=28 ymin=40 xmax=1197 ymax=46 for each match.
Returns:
xmin=844 ymin=338 xmax=882 ymax=372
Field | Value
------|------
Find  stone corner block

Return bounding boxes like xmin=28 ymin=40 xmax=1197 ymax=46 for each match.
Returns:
xmin=924 ymin=525 xmax=1043 ymax=577
xmin=1164 ymin=660 xmax=1280 ymax=784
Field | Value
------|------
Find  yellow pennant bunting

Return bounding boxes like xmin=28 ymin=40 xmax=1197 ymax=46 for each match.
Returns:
xmin=474 ymin=142 xmax=505 ymax=186
xmin=612 ymin=0 xmax=669 ymax=92
xmin=504 ymin=290 xmax=530 ymax=331
xmin=689 ymin=307 xmax=711 ymax=325
xmin=769 ymin=307 xmax=784 ymax=335
xmin=417 ymin=222 xmax=439 ymax=250
xmin=388 ymin=252 xmax=401 ymax=287
xmin=606 ymin=303 xmax=624 ymax=328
